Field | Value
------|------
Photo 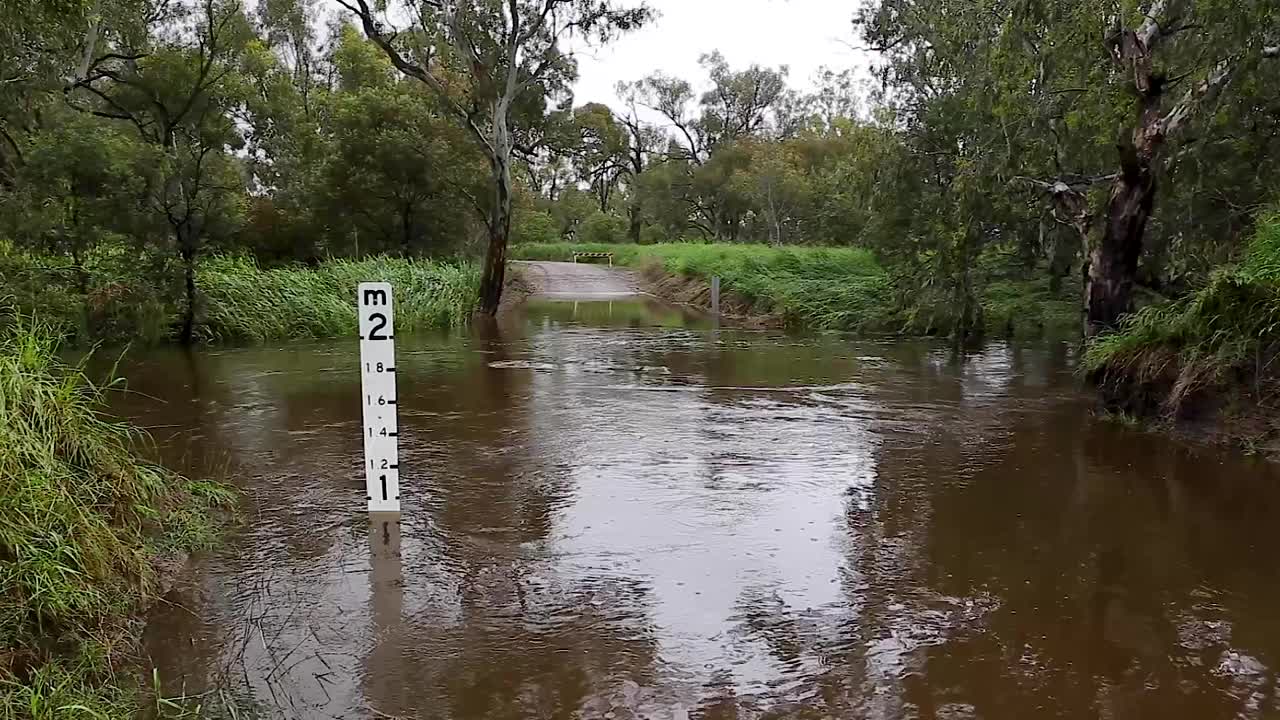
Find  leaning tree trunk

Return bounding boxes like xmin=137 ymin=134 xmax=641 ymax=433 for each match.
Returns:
xmin=1080 ymin=18 xmax=1184 ymax=337
xmin=1083 ymin=38 xmax=1166 ymax=338
xmin=477 ymin=115 xmax=513 ymax=316
xmin=1086 ymin=147 xmax=1155 ymax=337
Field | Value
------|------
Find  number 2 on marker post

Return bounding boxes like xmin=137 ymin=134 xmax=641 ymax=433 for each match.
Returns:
xmin=358 ymin=282 xmax=400 ymax=513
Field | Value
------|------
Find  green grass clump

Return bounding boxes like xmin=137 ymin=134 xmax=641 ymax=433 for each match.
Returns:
xmin=1084 ymin=212 xmax=1280 ymax=411
xmin=195 ymin=256 xmax=480 ymax=343
xmin=511 ymin=243 xmax=894 ymax=331
xmin=0 ymin=319 xmax=236 ymax=718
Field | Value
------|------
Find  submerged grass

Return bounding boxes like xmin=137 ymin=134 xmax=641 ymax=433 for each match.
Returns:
xmin=0 ymin=319 xmax=236 ymax=718
xmin=0 ymin=250 xmax=480 ymax=346
xmin=193 ymin=256 xmax=480 ymax=344
xmin=1084 ymin=211 xmax=1280 ymax=416
xmin=512 ymin=243 xmax=894 ymax=331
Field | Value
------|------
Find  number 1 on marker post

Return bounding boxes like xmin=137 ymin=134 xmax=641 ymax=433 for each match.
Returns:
xmin=358 ymin=282 xmax=400 ymax=513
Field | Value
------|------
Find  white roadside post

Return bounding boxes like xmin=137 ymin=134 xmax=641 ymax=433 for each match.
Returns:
xmin=358 ymin=282 xmax=400 ymax=513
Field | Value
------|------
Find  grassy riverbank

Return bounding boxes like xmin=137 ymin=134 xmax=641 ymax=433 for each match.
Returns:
xmin=1084 ymin=213 xmax=1280 ymax=450
xmin=0 ymin=321 xmax=236 ymax=717
xmin=512 ymin=243 xmax=1077 ymax=336
xmin=0 ymin=249 xmax=480 ymax=346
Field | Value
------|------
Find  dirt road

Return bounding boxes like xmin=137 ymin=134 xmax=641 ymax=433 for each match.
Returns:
xmin=511 ymin=260 xmax=641 ymax=299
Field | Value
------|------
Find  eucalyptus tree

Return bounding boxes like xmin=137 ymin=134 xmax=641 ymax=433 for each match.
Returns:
xmin=1023 ymin=0 xmax=1280 ymax=334
xmin=256 ymin=0 xmax=322 ymax=117
xmin=569 ymin=102 xmax=628 ymax=213
xmin=626 ymin=52 xmax=790 ymax=240
xmin=613 ymin=80 xmax=664 ymax=241
xmin=337 ymin=0 xmax=652 ymax=314
xmin=0 ymin=0 xmax=97 ymax=187
xmin=627 ymin=53 xmax=789 ymax=166
xmin=858 ymin=0 xmax=1280 ymax=336
xmin=65 ymin=0 xmax=253 ymax=343
xmin=0 ymin=111 xmax=147 ymax=295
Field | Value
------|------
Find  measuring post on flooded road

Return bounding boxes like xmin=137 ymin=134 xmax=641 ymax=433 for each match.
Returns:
xmin=359 ymin=282 xmax=400 ymax=513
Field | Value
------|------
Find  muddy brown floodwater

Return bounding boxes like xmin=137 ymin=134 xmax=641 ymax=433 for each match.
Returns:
xmin=104 ymin=296 xmax=1280 ymax=719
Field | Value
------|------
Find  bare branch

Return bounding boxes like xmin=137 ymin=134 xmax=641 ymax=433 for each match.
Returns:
xmin=838 ymin=36 xmax=905 ymax=54
xmin=1135 ymin=0 xmax=1172 ymax=49
xmin=74 ymin=0 xmax=104 ymax=82
xmin=1159 ymin=58 xmax=1231 ymax=137
xmin=1158 ymin=45 xmax=1278 ymax=137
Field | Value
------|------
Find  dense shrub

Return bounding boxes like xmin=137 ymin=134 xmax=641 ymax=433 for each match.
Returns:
xmin=578 ymin=212 xmax=628 ymax=245
xmin=512 ymin=210 xmax=559 ymax=246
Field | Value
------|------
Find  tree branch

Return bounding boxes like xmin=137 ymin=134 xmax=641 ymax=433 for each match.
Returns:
xmin=334 ymin=0 xmax=497 ymax=159
xmin=74 ymin=0 xmax=104 ymax=82
xmin=1135 ymin=0 xmax=1173 ymax=49
xmin=1158 ymin=58 xmax=1232 ymax=137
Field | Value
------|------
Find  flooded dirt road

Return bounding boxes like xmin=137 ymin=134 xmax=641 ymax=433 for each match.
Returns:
xmin=513 ymin=260 xmax=641 ymax=299
xmin=108 ymin=297 xmax=1280 ymax=719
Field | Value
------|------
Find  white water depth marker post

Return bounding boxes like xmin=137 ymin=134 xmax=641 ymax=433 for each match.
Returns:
xmin=358 ymin=282 xmax=400 ymax=513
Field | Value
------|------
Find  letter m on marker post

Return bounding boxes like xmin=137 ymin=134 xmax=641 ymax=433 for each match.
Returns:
xmin=363 ymin=288 xmax=388 ymax=306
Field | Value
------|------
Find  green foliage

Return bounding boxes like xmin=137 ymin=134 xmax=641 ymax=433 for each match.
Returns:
xmin=196 ymin=256 xmax=480 ymax=343
xmin=546 ymin=189 xmax=597 ymax=239
xmin=0 ymin=320 xmax=236 ymax=718
xmin=317 ymin=57 xmax=485 ymax=257
xmin=0 ymin=241 xmax=176 ymax=346
xmin=981 ymin=278 xmax=1080 ymax=339
xmin=512 ymin=210 xmax=559 ymax=246
xmin=1240 ymin=213 xmax=1280 ymax=283
xmin=578 ymin=212 xmax=628 ymax=244
xmin=1084 ymin=213 xmax=1280 ymax=409
xmin=645 ymin=244 xmax=893 ymax=331
xmin=512 ymin=242 xmax=643 ymax=264
xmin=639 ymin=226 xmax=669 ymax=245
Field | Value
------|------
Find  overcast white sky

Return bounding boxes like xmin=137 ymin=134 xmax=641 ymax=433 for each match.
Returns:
xmin=566 ymin=0 xmax=873 ymax=108
xmin=317 ymin=0 xmax=875 ymax=113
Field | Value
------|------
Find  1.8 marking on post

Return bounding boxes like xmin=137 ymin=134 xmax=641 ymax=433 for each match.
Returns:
xmin=359 ymin=282 xmax=400 ymax=513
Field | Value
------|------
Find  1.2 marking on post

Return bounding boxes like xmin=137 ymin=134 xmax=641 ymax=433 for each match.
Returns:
xmin=359 ymin=282 xmax=400 ymax=513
